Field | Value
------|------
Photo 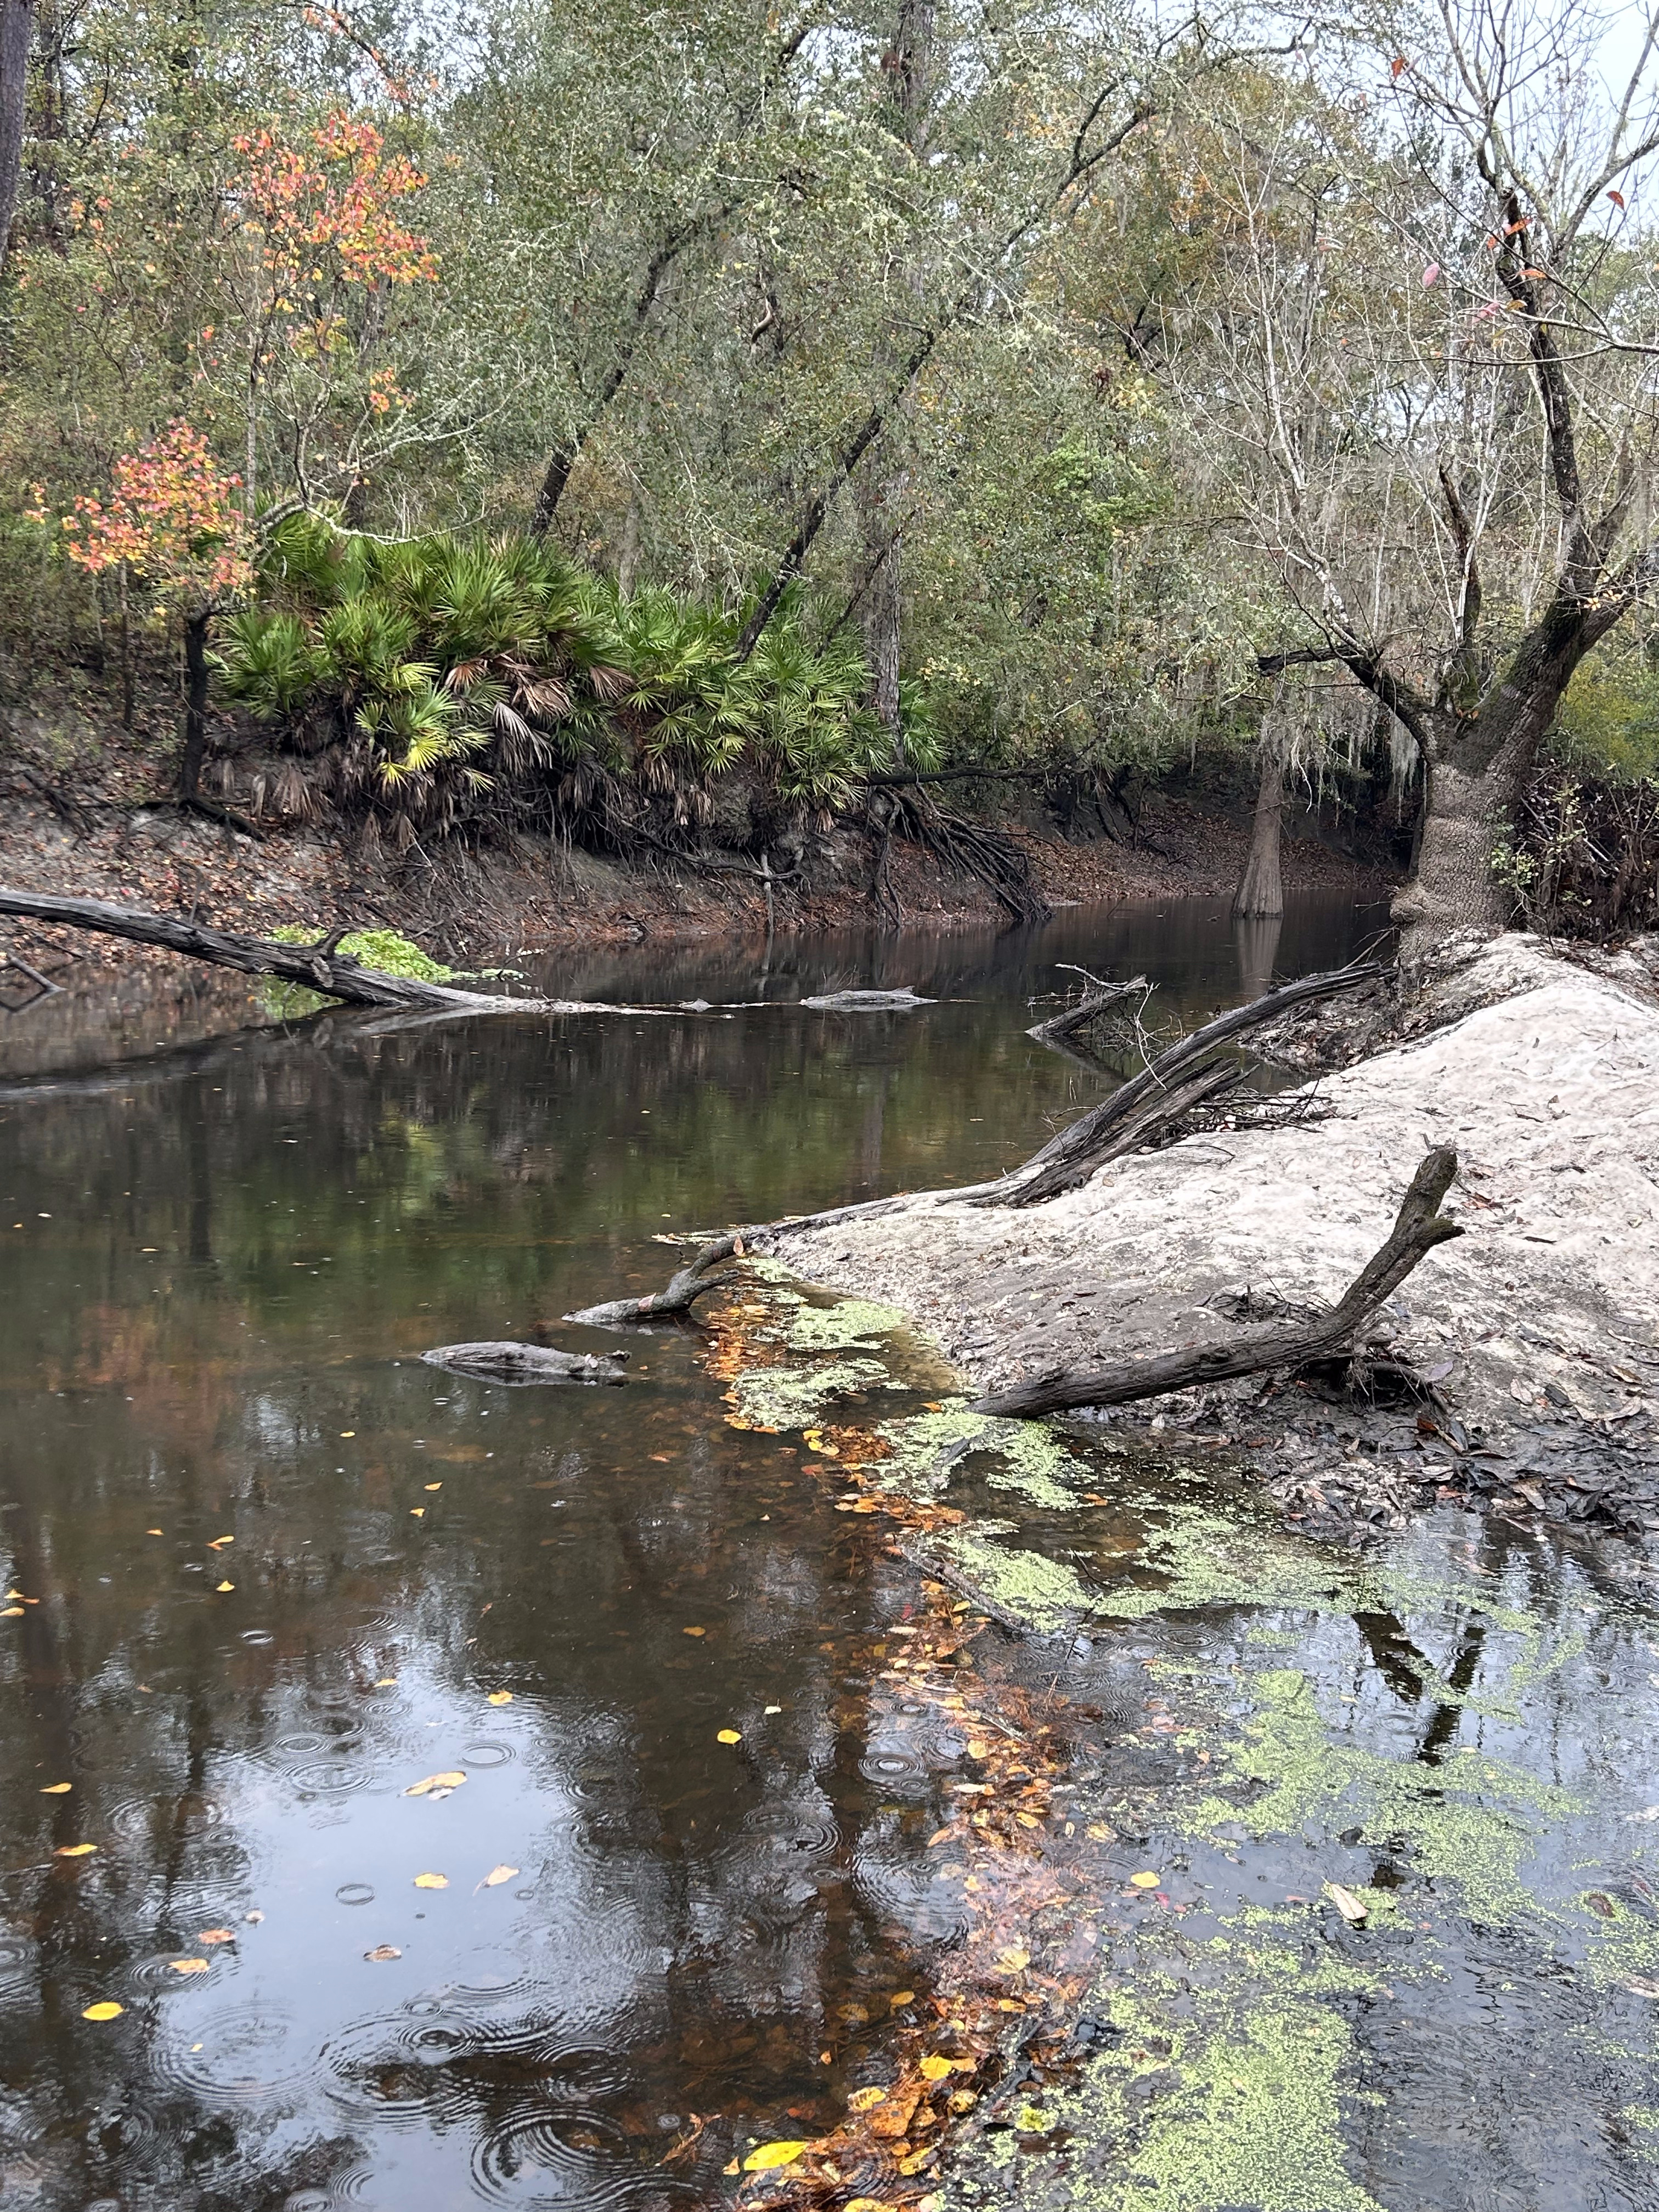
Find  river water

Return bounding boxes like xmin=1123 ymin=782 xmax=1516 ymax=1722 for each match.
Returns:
xmin=1 ymin=890 xmax=1655 ymax=2212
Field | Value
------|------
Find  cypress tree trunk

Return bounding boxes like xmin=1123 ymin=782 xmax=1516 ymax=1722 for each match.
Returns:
xmin=1233 ymin=742 xmax=1284 ymax=918
xmin=0 ymin=0 xmax=37 ymax=268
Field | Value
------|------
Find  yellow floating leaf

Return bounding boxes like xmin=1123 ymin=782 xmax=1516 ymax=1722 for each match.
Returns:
xmin=55 ymin=1843 xmax=98 ymax=1858
xmin=413 ymin=1872 xmax=448 ymax=1889
xmin=375 ymin=1677 xmax=397 ymax=1687
xmin=40 ymin=1782 xmax=71 ymax=1795
xmin=405 ymin=1772 xmax=466 ymax=1796
xmin=82 ymin=2001 xmax=123 ymax=2021
xmin=966 ymin=1741 xmax=989 ymax=1758
xmin=481 ymin=1864 xmax=518 ymax=1887
xmin=487 ymin=1690 xmax=513 ymax=1706
xmin=898 ymin=2149 xmax=936 ymax=2176
xmin=1324 ymin=1881 xmax=1369 ymax=1925
xmin=743 ymin=2141 xmax=811 ymax=2172
xmin=889 ymin=1989 xmax=915 ymax=2009
xmin=169 ymin=1957 xmax=210 ymax=1975
xmin=682 ymin=1626 xmax=706 ymax=1637
xmin=340 ymin=1431 xmax=355 ymax=1438
xmin=848 ymin=2085 xmax=887 ymax=2112
xmin=146 ymin=1528 xmax=163 ymax=1536
xmin=198 ymin=1929 xmax=234 ymax=1945
xmin=409 ymin=1508 xmax=425 ymax=1518
xmin=995 ymin=1948 xmax=1030 ymax=1973
xmin=1 ymin=1606 xmax=22 ymax=1618
xmin=216 ymin=1581 xmax=235 ymax=1592
xmin=1130 ymin=1870 xmax=1160 ymax=1888
xmin=918 ymin=2055 xmax=955 ymax=2081
xmin=424 ymin=1482 xmax=442 ymax=1491
xmin=716 ymin=1729 xmax=742 ymax=1745
xmin=845 ymin=2200 xmax=896 ymax=2211
xmin=723 ymin=2160 xmax=740 ymax=2177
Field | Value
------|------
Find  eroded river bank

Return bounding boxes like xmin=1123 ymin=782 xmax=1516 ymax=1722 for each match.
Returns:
xmin=1 ymin=893 xmax=1656 ymax=2211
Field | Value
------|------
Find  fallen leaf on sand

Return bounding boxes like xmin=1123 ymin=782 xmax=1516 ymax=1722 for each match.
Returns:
xmin=55 ymin=1843 xmax=97 ymax=1858
xmin=487 ymin=1691 xmax=513 ymax=1705
xmin=169 ymin=1957 xmax=210 ymax=1975
xmin=743 ymin=2141 xmax=811 ymax=2172
xmin=82 ymin=2001 xmax=123 ymax=2021
xmin=365 ymin=1944 xmax=401 ymax=1961
xmin=413 ymin=1872 xmax=448 ymax=1889
xmin=717 ymin=1729 xmax=742 ymax=1745
xmin=1129 ymin=1870 xmax=1160 ymax=1888
xmin=405 ymin=1772 xmax=466 ymax=1796
xmin=1324 ymin=1882 xmax=1369 ymax=1924
xmin=198 ymin=1929 xmax=234 ymax=1945
xmin=480 ymin=1865 xmax=518 ymax=1888
xmin=40 ymin=1783 xmax=71 ymax=1795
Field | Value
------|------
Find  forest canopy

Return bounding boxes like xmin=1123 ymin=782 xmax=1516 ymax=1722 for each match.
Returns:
xmin=3 ymin=0 xmax=1658 ymax=906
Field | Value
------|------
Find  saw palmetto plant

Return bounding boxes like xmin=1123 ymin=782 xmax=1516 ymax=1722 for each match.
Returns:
xmin=215 ymin=519 xmax=914 ymax=848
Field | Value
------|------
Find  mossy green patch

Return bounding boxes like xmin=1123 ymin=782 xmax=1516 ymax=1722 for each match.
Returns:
xmin=876 ymin=1400 xmax=1084 ymax=1509
xmin=1183 ymin=1667 xmax=1579 ymax=1925
xmin=725 ymin=1357 xmax=890 ymax=1432
xmin=953 ymin=1965 xmax=1386 ymax=2212
xmin=934 ymin=1528 xmax=1097 ymax=1633
xmin=786 ymin=1297 xmax=909 ymax=1352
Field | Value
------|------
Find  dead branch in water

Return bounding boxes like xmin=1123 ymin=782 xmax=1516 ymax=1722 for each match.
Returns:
xmin=969 ymin=1147 xmax=1462 ymax=1417
xmin=985 ymin=957 xmax=1389 ymax=1206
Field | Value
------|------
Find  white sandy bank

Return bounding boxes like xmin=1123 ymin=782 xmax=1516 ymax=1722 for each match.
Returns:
xmin=776 ymin=937 xmax=1659 ymax=1439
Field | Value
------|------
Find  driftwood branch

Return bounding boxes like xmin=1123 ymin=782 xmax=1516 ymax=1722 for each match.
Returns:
xmin=970 ymin=1147 xmax=1463 ymax=1417
xmin=566 ymin=1233 xmax=748 ymax=1325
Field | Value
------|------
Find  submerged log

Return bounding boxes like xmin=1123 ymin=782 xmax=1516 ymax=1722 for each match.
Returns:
xmin=421 ymin=1341 xmax=630 ymax=1385
xmin=970 ymin=1147 xmax=1462 ymax=1418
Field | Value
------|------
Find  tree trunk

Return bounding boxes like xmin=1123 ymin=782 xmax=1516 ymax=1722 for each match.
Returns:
xmin=0 ymin=0 xmax=37 ymax=269
xmin=178 ymin=610 xmax=212 ymax=803
xmin=859 ymin=485 xmax=904 ymax=751
xmin=1390 ymin=753 xmax=1514 ymax=952
xmin=1233 ymin=741 xmax=1284 ymax=917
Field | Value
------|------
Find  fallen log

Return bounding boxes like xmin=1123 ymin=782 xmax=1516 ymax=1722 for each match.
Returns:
xmin=969 ymin=1146 xmax=1462 ymax=1418
xmin=0 ymin=887 xmax=513 ymax=1012
xmin=984 ymin=957 xmax=1388 ymax=1207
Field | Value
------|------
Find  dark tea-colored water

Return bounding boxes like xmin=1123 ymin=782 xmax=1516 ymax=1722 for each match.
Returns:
xmin=3 ymin=892 xmax=1654 ymax=2212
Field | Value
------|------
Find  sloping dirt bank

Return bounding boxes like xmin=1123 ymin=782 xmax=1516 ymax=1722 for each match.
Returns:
xmin=774 ymin=935 xmax=1659 ymax=1542
xmin=0 ymin=778 xmax=1391 ymax=975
